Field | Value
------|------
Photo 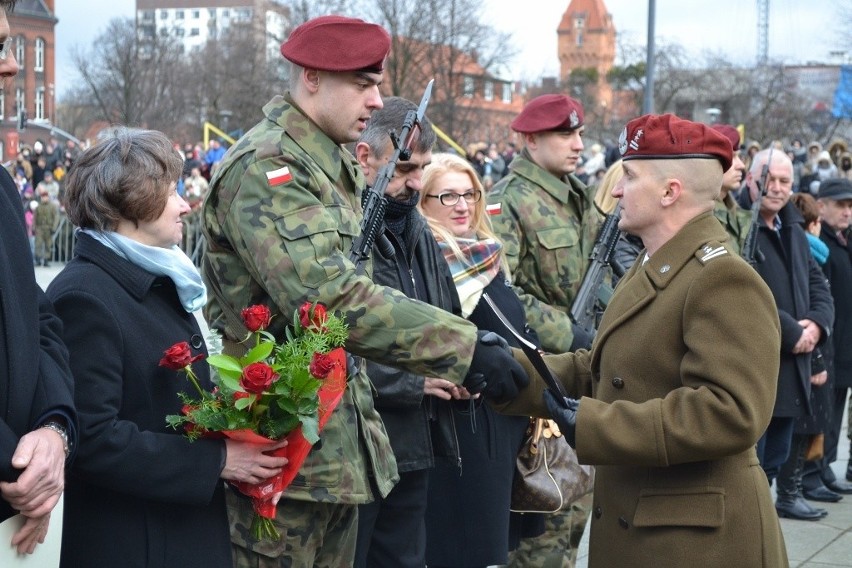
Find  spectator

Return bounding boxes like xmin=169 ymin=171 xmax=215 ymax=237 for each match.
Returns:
xmin=33 ymin=190 xmax=58 ymax=267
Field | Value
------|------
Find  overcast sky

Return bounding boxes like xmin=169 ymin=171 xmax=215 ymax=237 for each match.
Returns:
xmin=54 ymin=0 xmax=843 ymax=97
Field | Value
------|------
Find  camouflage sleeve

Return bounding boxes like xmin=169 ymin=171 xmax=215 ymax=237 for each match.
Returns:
xmin=218 ymin=156 xmax=477 ymax=383
xmin=488 ymin=192 xmax=576 ymax=354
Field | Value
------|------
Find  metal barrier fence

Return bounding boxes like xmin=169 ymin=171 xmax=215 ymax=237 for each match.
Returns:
xmin=50 ymin=209 xmax=207 ymax=267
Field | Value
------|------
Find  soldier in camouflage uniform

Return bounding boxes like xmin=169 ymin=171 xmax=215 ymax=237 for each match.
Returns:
xmin=488 ymin=95 xmax=601 ymax=568
xmin=711 ymin=124 xmax=752 ymax=254
xmin=201 ymin=15 xmax=527 ymax=568
xmin=34 ymin=190 xmax=58 ymax=267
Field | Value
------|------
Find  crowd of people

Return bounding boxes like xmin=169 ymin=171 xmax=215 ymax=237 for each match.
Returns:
xmin=3 ymin=3 xmax=852 ymax=568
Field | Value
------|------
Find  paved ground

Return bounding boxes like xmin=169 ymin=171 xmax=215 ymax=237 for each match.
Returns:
xmin=34 ymin=263 xmax=852 ymax=567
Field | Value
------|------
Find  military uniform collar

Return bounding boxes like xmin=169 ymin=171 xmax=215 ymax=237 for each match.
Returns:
xmin=643 ymin=212 xmax=730 ymax=289
xmin=509 ymin=149 xmax=586 ymax=205
xmin=263 ymin=92 xmax=348 ymax=183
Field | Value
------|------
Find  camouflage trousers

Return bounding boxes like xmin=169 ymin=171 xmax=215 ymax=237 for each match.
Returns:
xmin=228 ymin=489 xmax=358 ymax=568
xmin=34 ymin=228 xmax=52 ymax=262
xmin=503 ymin=492 xmax=593 ymax=568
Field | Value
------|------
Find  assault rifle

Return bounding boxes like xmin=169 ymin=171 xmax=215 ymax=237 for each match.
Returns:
xmin=569 ymin=203 xmax=625 ymax=335
xmin=741 ymin=147 xmax=774 ymax=265
xmin=349 ymin=79 xmax=434 ymax=269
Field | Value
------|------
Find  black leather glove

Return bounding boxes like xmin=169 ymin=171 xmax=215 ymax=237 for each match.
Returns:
xmin=543 ymin=390 xmax=579 ymax=448
xmin=569 ymin=323 xmax=594 ymax=351
xmin=463 ymin=330 xmax=529 ymax=403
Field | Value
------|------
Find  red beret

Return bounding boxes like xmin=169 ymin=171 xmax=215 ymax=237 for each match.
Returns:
xmin=280 ymin=15 xmax=391 ymax=73
xmin=711 ymin=124 xmax=741 ymax=152
xmin=511 ymin=94 xmax=584 ymax=134
xmin=619 ymin=114 xmax=732 ymax=172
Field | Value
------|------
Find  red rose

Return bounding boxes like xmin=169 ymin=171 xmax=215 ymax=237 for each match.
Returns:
xmin=240 ymin=362 xmax=278 ymax=394
xmin=241 ymin=305 xmax=272 ymax=332
xmin=309 ymin=352 xmax=335 ymax=379
xmin=298 ymin=302 xmax=328 ymax=331
xmin=159 ymin=341 xmax=203 ymax=371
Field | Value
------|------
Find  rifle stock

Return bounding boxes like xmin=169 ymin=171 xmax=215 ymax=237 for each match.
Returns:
xmin=569 ymin=203 xmax=623 ymax=334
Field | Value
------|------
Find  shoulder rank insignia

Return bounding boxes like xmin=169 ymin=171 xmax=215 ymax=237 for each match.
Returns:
xmin=699 ymin=244 xmax=728 ymax=263
xmin=266 ymin=166 xmax=293 ymax=186
xmin=486 ymin=202 xmax=502 ymax=215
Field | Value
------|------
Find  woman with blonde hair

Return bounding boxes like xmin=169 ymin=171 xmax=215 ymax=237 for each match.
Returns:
xmin=418 ymin=153 xmax=543 ymax=567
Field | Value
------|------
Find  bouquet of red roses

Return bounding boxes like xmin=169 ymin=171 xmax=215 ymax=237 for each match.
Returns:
xmin=164 ymin=301 xmax=348 ymax=541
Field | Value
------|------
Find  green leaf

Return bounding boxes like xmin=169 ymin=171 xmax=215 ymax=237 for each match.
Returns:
xmin=300 ymin=415 xmax=319 ymax=444
xmin=207 ymin=354 xmax=242 ymax=373
xmin=242 ymin=341 xmax=274 ymax=365
xmin=234 ymin=394 xmax=256 ymax=410
xmin=219 ymin=375 xmax=242 ymax=392
xmin=277 ymin=397 xmax=298 ymax=413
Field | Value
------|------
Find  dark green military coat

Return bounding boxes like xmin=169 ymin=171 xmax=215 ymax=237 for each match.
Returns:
xmin=202 ymin=94 xmax=478 ymax=513
xmin=488 ymin=150 xmax=602 ymax=353
xmin=714 ymin=193 xmax=752 ymax=255
xmin=500 ymin=213 xmax=788 ymax=567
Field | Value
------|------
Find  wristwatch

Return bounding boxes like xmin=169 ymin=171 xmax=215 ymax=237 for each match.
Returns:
xmin=40 ymin=421 xmax=71 ymax=459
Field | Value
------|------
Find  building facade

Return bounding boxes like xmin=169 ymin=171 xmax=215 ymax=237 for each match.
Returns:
xmin=2 ymin=0 xmax=58 ymax=161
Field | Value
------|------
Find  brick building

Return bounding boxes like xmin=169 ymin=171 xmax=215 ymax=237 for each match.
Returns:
xmin=2 ymin=0 xmax=57 ymax=160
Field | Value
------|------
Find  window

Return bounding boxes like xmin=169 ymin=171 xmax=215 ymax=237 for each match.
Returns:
xmin=140 ymin=10 xmax=154 ymax=21
xmin=221 ymin=10 xmax=230 ymax=18
xmin=15 ymin=35 xmax=24 ymax=66
xmin=175 ymin=10 xmax=184 ymax=20
xmin=35 ymin=87 xmax=44 ymax=121
xmin=502 ymin=82 xmax=512 ymax=104
xmin=483 ymin=80 xmax=494 ymax=101
xmin=160 ymin=9 xmax=168 ymax=20
xmin=576 ymin=31 xmax=583 ymax=47
xmin=463 ymin=76 xmax=474 ymax=98
xmin=575 ymin=17 xmax=585 ymax=29
xmin=34 ymin=38 xmax=44 ymax=72
xmin=175 ymin=27 xmax=185 ymax=37
xmin=192 ymin=10 xmax=200 ymax=19
xmin=190 ymin=28 xmax=200 ymax=37
xmin=15 ymin=88 xmax=23 ymax=117
xmin=0 ymin=89 xmax=5 ymax=120
xmin=208 ymin=8 xmax=216 ymax=18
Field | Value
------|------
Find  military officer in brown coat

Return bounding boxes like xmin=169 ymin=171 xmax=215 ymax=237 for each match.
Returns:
xmin=498 ymin=114 xmax=788 ymax=567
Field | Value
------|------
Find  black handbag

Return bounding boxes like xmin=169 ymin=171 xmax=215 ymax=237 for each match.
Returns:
xmin=510 ymin=417 xmax=595 ymax=514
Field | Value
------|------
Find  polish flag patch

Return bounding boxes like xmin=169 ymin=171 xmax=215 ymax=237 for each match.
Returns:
xmin=486 ymin=203 xmax=502 ymax=215
xmin=266 ymin=166 xmax=293 ymax=186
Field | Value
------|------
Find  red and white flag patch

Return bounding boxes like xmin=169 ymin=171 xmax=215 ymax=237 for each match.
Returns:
xmin=486 ymin=202 xmax=502 ymax=216
xmin=266 ymin=166 xmax=293 ymax=186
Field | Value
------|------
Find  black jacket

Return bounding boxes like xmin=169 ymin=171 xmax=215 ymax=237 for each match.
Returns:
xmin=48 ymin=234 xmax=231 ymax=568
xmin=366 ymin=210 xmax=461 ymax=472
xmin=752 ymin=202 xmax=834 ymax=417
xmin=819 ymin=224 xmax=852 ymax=387
xmin=0 ymin=168 xmax=76 ymax=521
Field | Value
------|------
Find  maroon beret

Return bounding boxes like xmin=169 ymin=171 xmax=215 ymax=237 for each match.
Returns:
xmin=511 ymin=94 xmax=584 ymax=134
xmin=619 ymin=114 xmax=733 ymax=172
xmin=711 ymin=124 xmax=741 ymax=152
xmin=280 ymin=15 xmax=391 ymax=73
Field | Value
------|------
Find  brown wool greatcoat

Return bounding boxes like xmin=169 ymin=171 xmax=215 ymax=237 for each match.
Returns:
xmin=499 ymin=213 xmax=788 ymax=568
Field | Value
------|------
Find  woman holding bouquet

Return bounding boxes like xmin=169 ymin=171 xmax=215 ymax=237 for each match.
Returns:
xmin=417 ymin=153 xmax=544 ymax=567
xmin=47 ymin=127 xmax=288 ymax=568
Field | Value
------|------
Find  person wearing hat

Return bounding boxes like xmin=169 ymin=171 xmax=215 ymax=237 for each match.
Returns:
xmin=494 ymin=114 xmax=788 ymax=566
xmin=487 ymin=93 xmax=601 ymax=567
xmin=33 ymin=189 xmax=58 ymax=267
xmin=800 ymin=178 xmax=852 ymax=499
xmin=711 ymin=124 xmax=752 ymax=254
xmin=201 ymin=14 xmax=528 ymax=567
xmin=734 ymin=148 xmax=834 ymax=520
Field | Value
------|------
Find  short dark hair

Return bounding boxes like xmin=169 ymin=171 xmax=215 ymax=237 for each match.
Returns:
xmin=63 ymin=127 xmax=183 ymax=231
xmin=357 ymin=96 xmax=436 ymax=157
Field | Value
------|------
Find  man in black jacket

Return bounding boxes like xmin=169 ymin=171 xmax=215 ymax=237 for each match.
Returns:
xmin=801 ymin=179 xmax=852 ymax=497
xmin=0 ymin=0 xmax=77 ymax=555
xmin=741 ymin=149 xmax=834 ymax=520
xmin=352 ymin=97 xmax=467 ymax=568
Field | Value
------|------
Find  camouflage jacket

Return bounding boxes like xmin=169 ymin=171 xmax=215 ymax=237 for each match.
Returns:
xmin=201 ymin=93 xmax=477 ymax=506
xmin=34 ymin=199 xmax=58 ymax=230
xmin=714 ymin=193 xmax=752 ymax=255
xmin=488 ymin=150 xmax=602 ymax=353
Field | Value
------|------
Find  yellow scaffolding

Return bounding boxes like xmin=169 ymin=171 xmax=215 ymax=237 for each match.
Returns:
xmin=203 ymin=122 xmax=236 ymax=148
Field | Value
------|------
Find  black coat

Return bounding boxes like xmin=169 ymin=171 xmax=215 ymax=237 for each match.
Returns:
xmin=752 ymin=202 xmax=834 ymax=417
xmin=425 ymin=275 xmax=534 ymax=567
xmin=47 ymin=234 xmax=231 ymax=568
xmin=366 ymin=210 xmax=461 ymax=471
xmin=819 ymin=225 xmax=852 ymax=387
xmin=0 ymin=168 xmax=76 ymax=522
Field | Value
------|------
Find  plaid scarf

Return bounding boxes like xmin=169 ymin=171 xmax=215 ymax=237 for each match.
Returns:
xmin=438 ymin=237 xmax=502 ymax=317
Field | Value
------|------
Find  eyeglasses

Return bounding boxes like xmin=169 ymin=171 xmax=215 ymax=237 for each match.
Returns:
xmin=0 ymin=39 xmax=11 ymax=61
xmin=425 ymin=189 xmax=482 ymax=207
